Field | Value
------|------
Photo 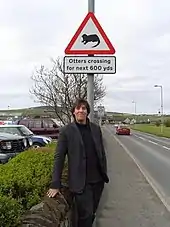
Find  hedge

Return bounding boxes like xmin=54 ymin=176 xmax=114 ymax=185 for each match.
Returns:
xmin=0 ymin=142 xmax=68 ymax=226
xmin=0 ymin=195 xmax=23 ymax=227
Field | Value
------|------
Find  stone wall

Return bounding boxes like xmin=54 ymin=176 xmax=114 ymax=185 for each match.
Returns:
xmin=20 ymin=186 xmax=73 ymax=227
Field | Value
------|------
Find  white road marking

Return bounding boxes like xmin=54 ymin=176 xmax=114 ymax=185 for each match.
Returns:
xmin=138 ymin=136 xmax=146 ymax=141
xmin=134 ymin=134 xmax=170 ymax=151
xmin=148 ymin=140 xmax=158 ymax=145
xmin=162 ymin=146 xmax=170 ymax=150
xmin=133 ymin=130 xmax=170 ymax=145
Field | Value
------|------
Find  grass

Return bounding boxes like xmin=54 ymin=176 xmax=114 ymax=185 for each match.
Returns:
xmin=131 ymin=124 xmax=170 ymax=138
xmin=47 ymin=141 xmax=56 ymax=149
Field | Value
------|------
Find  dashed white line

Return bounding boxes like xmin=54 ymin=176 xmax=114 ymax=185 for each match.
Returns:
xmin=135 ymin=135 xmax=170 ymax=151
xmin=134 ymin=135 xmax=147 ymax=141
xmin=148 ymin=140 xmax=158 ymax=145
xmin=162 ymin=146 xmax=170 ymax=150
xmin=138 ymin=136 xmax=146 ymax=141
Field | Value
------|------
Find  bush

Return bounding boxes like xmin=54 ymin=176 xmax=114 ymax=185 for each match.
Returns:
xmin=0 ymin=148 xmax=54 ymax=208
xmin=0 ymin=195 xmax=23 ymax=227
xmin=155 ymin=120 xmax=161 ymax=126
xmin=164 ymin=119 xmax=170 ymax=127
xmin=0 ymin=144 xmax=68 ymax=226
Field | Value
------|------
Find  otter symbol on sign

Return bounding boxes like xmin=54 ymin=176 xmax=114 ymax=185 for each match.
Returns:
xmin=81 ymin=34 xmax=100 ymax=48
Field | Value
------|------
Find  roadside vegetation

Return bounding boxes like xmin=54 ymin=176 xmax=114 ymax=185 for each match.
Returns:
xmin=131 ymin=122 xmax=170 ymax=138
xmin=0 ymin=142 xmax=68 ymax=226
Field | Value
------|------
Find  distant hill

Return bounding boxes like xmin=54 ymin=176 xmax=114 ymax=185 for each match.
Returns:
xmin=0 ymin=106 xmax=52 ymax=117
xmin=0 ymin=106 xmax=170 ymax=123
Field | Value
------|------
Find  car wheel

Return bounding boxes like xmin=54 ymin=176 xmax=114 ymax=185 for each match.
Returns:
xmin=32 ymin=142 xmax=42 ymax=149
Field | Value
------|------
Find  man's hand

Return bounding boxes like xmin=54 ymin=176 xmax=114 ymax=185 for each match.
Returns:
xmin=47 ymin=188 xmax=61 ymax=198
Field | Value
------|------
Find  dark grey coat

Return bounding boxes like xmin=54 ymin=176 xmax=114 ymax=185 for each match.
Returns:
xmin=50 ymin=121 xmax=109 ymax=193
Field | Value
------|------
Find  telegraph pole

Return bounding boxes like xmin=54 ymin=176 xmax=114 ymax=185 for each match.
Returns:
xmin=154 ymin=85 xmax=164 ymax=133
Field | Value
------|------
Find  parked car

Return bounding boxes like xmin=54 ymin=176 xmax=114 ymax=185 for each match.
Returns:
xmin=17 ymin=118 xmax=60 ymax=139
xmin=0 ymin=132 xmax=28 ymax=164
xmin=116 ymin=125 xmax=131 ymax=135
xmin=0 ymin=125 xmax=52 ymax=148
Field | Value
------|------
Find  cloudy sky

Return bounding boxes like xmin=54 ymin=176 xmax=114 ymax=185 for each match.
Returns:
xmin=0 ymin=0 xmax=170 ymax=114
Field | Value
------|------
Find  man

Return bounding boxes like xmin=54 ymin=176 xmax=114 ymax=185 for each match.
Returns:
xmin=47 ymin=98 xmax=109 ymax=227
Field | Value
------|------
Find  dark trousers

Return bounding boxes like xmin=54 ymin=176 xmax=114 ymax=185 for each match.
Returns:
xmin=72 ymin=181 xmax=104 ymax=227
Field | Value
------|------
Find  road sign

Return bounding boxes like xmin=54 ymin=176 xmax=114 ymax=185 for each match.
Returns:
xmin=64 ymin=56 xmax=116 ymax=74
xmin=65 ymin=12 xmax=115 ymax=55
xmin=97 ymin=105 xmax=105 ymax=117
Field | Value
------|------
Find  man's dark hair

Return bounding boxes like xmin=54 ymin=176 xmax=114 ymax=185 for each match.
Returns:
xmin=71 ymin=99 xmax=90 ymax=116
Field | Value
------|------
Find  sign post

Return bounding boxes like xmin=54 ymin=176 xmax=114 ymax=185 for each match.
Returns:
xmin=87 ymin=0 xmax=95 ymax=122
xmin=64 ymin=1 xmax=116 ymax=122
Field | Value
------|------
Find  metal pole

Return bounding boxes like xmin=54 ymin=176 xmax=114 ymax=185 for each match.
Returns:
xmin=87 ymin=0 xmax=95 ymax=122
xmin=134 ymin=102 xmax=136 ymax=115
xmin=88 ymin=0 xmax=94 ymax=12
xmin=134 ymin=102 xmax=137 ymax=126
xmin=154 ymin=85 xmax=164 ymax=133
xmin=132 ymin=100 xmax=136 ymax=124
xmin=160 ymin=86 xmax=164 ymax=133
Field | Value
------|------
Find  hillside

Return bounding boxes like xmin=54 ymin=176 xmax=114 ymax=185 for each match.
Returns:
xmin=0 ymin=106 xmax=169 ymax=122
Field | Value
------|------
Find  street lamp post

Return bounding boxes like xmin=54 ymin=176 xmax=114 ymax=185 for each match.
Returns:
xmin=132 ymin=100 xmax=137 ymax=124
xmin=154 ymin=85 xmax=164 ymax=133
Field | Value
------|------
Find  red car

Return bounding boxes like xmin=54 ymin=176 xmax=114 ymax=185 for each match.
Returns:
xmin=116 ymin=125 xmax=130 ymax=135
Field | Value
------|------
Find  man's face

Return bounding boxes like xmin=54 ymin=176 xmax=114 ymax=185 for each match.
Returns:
xmin=73 ymin=104 xmax=88 ymax=123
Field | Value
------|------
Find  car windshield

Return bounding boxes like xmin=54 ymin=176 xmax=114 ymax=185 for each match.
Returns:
xmin=119 ymin=125 xmax=129 ymax=129
xmin=20 ymin=126 xmax=33 ymax=136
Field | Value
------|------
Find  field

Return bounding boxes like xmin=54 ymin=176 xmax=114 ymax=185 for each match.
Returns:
xmin=131 ymin=124 xmax=170 ymax=138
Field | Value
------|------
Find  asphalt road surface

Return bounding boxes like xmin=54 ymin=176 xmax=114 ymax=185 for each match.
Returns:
xmin=106 ymin=124 xmax=170 ymax=211
xmin=94 ymin=126 xmax=170 ymax=227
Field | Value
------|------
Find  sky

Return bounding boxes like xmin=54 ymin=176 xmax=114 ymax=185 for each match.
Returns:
xmin=0 ymin=0 xmax=170 ymax=114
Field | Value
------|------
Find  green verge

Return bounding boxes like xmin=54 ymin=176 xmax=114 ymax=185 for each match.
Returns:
xmin=131 ymin=124 xmax=170 ymax=138
xmin=0 ymin=142 xmax=68 ymax=226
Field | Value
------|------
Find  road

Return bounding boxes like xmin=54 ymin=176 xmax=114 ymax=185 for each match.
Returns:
xmin=105 ymin=124 xmax=170 ymax=211
xmin=95 ymin=126 xmax=170 ymax=227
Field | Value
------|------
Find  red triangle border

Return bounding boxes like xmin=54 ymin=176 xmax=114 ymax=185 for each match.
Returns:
xmin=65 ymin=12 xmax=116 ymax=55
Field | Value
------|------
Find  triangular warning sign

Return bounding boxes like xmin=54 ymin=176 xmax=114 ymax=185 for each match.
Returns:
xmin=65 ymin=12 xmax=116 ymax=55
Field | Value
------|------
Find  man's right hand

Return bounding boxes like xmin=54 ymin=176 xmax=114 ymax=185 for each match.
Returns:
xmin=47 ymin=188 xmax=61 ymax=198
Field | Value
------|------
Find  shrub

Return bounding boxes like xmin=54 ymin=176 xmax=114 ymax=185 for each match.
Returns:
xmin=0 ymin=144 xmax=68 ymax=226
xmin=155 ymin=120 xmax=161 ymax=126
xmin=0 ymin=195 xmax=23 ymax=227
xmin=0 ymin=149 xmax=54 ymax=209
xmin=164 ymin=119 xmax=170 ymax=127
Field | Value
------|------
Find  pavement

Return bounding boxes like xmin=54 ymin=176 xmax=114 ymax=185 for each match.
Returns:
xmin=94 ymin=125 xmax=170 ymax=227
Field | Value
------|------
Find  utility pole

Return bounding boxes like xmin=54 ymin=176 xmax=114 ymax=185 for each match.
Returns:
xmin=160 ymin=86 xmax=164 ymax=133
xmin=154 ymin=85 xmax=164 ymax=133
xmin=132 ymin=100 xmax=137 ymax=124
xmin=87 ymin=0 xmax=95 ymax=122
